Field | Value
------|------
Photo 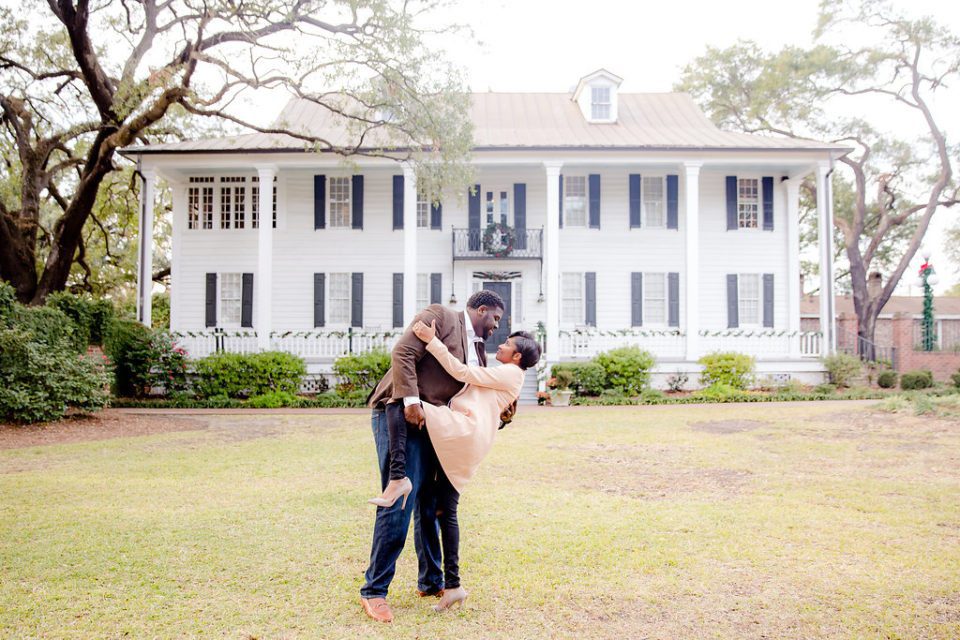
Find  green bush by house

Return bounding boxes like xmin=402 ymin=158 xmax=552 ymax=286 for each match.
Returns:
xmin=45 ymin=291 xmax=115 ymax=345
xmin=697 ymin=351 xmax=755 ymax=390
xmin=594 ymin=346 xmax=656 ymax=394
xmin=877 ymin=370 xmax=898 ymax=389
xmin=193 ymin=351 xmax=306 ymax=399
xmin=822 ymin=353 xmax=862 ymax=388
xmin=332 ymin=349 xmax=390 ymax=395
xmin=551 ymin=362 xmax=606 ymax=396
xmin=900 ymin=370 xmax=934 ymax=390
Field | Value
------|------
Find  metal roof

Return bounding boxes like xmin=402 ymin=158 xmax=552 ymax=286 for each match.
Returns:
xmin=124 ymin=93 xmax=849 ymax=155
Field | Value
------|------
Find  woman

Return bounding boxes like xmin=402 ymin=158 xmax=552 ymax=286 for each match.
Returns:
xmin=369 ymin=320 xmax=541 ymax=611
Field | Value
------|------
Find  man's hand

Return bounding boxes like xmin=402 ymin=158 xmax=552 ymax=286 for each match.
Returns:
xmin=499 ymin=399 xmax=518 ymax=429
xmin=404 ymin=403 xmax=426 ymax=429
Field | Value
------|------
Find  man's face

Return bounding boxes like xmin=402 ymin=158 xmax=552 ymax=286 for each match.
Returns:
xmin=474 ymin=304 xmax=503 ymax=340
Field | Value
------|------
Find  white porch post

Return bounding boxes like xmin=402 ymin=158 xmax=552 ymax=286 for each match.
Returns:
xmin=256 ymin=165 xmax=276 ymax=351
xmin=683 ymin=162 xmax=701 ymax=361
xmin=136 ymin=168 xmax=157 ymax=327
xmin=402 ymin=165 xmax=418 ymax=325
xmin=816 ymin=162 xmax=836 ymax=355
xmin=544 ymin=162 xmax=562 ymax=369
xmin=784 ymin=178 xmax=802 ymax=358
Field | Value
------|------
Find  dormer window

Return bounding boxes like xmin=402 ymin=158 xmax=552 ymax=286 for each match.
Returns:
xmin=591 ymin=87 xmax=611 ymax=120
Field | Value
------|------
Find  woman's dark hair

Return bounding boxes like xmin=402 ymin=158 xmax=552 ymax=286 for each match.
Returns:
xmin=508 ymin=331 xmax=542 ymax=370
xmin=466 ymin=289 xmax=505 ymax=311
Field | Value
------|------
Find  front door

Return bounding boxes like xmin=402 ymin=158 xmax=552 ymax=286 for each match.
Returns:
xmin=483 ymin=281 xmax=512 ymax=353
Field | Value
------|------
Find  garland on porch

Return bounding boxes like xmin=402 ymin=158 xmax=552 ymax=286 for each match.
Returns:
xmin=559 ymin=328 xmax=685 ymax=338
xmin=482 ymin=222 xmax=514 ymax=258
xmin=172 ymin=330 xmax=258 ymax=339
xmin=697 ymin=329 xmax=816 ymax=338
xmin=269 ymin=330 xmax=401 ymax=340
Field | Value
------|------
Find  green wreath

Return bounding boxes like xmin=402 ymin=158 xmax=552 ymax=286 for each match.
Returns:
xmin=482 ymin=222 xmax=515 ymax=258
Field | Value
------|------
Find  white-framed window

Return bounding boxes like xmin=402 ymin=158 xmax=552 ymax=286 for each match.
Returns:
xmin=416 ymin=273 xmax=429 ymax=310
xmin=561 ymin=272 xmax=584 ymax=325
xmin=187 ymin=177 xmax=214 ymax=230
xmin=642 ymin=176 xmax=665 ymax=228
xmin=328 ymin=177 xmax=351 ymax=228
xmin=417 ymin=190 xmax=430 ymax=228
xmin=643 ymin=272 xmax=667 ymax=325
xmin=220 ymin=177 xmax=246 ymax=229
xmin=591 ymin=86 xmax=611 ymax=120
xmin=483 ymin=189 xmax=510 ymax=226
xmin=738 ymin=178 xmax=759 ymax=229
xmin=564 ymin=176 xmax=587 ymax=227
xmin=328 ymin=273 xmax=351 ymax=325
xmin=219 ymin=272 xmax=242 ymax=327
xmin=738 ymin=274 xmax=761 ymax=325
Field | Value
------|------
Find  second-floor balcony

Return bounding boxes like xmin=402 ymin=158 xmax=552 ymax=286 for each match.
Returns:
xmin=452 ymin=226 xmax=543 ymax=260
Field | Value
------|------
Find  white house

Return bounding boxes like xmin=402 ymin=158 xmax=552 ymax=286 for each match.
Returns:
xmin=123 ymin=70 xmax=847 ymax=394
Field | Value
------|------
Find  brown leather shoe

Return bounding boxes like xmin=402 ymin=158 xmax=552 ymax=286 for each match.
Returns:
xmin=417 ymin=588 xmax=444 ymax=598
xmin=361 ymin=597 xmax=393 ymax=623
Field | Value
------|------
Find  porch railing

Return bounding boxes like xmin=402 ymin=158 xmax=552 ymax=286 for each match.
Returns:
xmin=700 ymin=330 xmax=824 ymax=359
xmin=172 ymin=329 xmax=400 ymax=360
xmin=558 ymin=329 xmax=686 ymax=359
xmin=452 ymin=227 xmax=543 ymax=260
xmin=172 ymin=330 xmax=260 ymax=359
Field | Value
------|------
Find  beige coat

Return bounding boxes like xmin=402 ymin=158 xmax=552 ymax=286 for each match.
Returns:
xmin=420 ymin=336 xmax=525 ymax=493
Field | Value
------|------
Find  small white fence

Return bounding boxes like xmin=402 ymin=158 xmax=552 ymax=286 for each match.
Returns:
xmin=557 ymin=329 xmax=824 ymax=360
xmin=172 ymin=331 xmax=260 ymax=359
xmin=558 ymin=329 xmax=686 ymax=359
xmin=171 ymin=329 xmax=401 ymax=360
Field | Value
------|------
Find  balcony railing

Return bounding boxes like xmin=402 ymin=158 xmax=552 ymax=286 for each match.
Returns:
xmin=452 ymin=227 xmax=543 ymax=260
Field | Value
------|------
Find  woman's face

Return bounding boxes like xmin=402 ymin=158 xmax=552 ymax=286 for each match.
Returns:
xmin=495 ymin=337 xmax=520 ymax=365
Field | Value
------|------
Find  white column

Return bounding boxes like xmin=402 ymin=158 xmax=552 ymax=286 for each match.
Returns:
xmin=816 ymin=162 xmax=836 ymax=355
xmin=544 ymin=162 xmax=562 ymax=366
xmin=256 ymin=165 xmax=276 ymax=351
xmin=683 ymin=162 xmax=701 ymax=361
xmin=784 ymin=178 xmax=802 ymax=358
xmin=136 ymin=168 xmax=157 ymax=327
xmin=402 ymin=165 xmax=418 ymax=325
xmin=168 ymin=180 xmax=185 ymax=330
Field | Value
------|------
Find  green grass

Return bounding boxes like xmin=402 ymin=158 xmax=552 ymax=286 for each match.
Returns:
xmin=2 ymin=403 xmax=959 ymax=639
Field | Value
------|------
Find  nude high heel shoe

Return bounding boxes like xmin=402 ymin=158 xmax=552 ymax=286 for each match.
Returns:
xmin=433 ymin=586 xmax=468 ymax=612
xmin=368 ymin=477 xmax=413 ymax=509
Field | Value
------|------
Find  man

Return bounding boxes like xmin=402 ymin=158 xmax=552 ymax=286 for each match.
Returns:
xmin=360 ymin=290 xmax=506 ymax=623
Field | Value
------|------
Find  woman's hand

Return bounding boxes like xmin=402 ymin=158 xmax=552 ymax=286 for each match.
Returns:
xmin=412 ymin=319 xmax=437 ymax=343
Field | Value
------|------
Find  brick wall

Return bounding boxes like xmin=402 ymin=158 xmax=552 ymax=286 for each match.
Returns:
xmin=891 ymin=314 xmax=960 ymax=381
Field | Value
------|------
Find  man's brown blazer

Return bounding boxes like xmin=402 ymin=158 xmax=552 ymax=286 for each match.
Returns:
xmin=367 ymin=305 xmax=487 ymax=408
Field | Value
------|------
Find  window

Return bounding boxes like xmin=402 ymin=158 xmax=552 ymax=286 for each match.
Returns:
xmin=416 ymin=273 xmax=429 ymax=310
xmin=642 ymin=177 xmax=665 ymax=227
xmin=738 ymin=178 xmax=759 ymax=229
xmin=591 ymin=86 xmax=611 ymax=120
xmin=220 ymin=177 xmax=246 ymax=229
xmin=329 ymin=273 xmax=351 ymax=324
xmin=417 ymin=190 xmax=429 ymax=228
xmin=219 ymin=273 xmax=242 ymax=327
xmin=561 ymin=272 xmax=584 ymax=324
xmin=251 ymin=175 xmax=278 ymax=229
xmin=564 ymin=176 xmax=587 ymax=226
xmin=187 ymin=177 xmax=214 ymax=230
xmin=329 ymin=177 xmax=351 ymax=228
xmin=643 ymin=273 xmax=667 ymax=325
xmin=738 ymin=274 xmax=760 ymax=325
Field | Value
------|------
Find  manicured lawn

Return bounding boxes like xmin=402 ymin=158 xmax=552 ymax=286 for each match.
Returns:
xmin=2 ymin=403 xmax=958 ymax=639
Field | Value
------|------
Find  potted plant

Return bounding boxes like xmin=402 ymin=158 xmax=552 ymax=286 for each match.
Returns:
xmin=547 ymin=369 xmax=575 ymax=407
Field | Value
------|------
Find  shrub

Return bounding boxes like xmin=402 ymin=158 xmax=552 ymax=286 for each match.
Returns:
xmin=45 ymin=291 xmax=115 ymax=345
xmin=900 ymin=370 xmax=934 ymax=390
xmin=247 ymin=391 xmax=302 ymax=408
xmin=821 ymin=353 xmax=862 ymax=388
xmin=952 ymin=371 xmax=960 ymax=389
xmin=6 ymin=305 xmax=86 ymax=353
xmin=332 ymin=349 xmax=391 ymax=395
xmin=877 ymin=370 xmax=898 ymax=389
xmin=193 ymin=351 xmax=306 ymax=399
xmin=0 ymin=281 xmax=16 ymax=319
xmin=594 ymin=346 xmax=656 ymax=394
xmin=692 ymin=382 xmax=743 ymax=402
xmin=151 ymin=332 xmax=189 ymax=395
xmin=0 ymin=328 xmax=109 ymax=423
xmin=666 ymin=371 xmax=689 ymax=392
xmin=103 ymin=319 xmax=157 ymax=397
xmin=814 ymin=383 xmax=836 ymax=394
xmin=551 ymin=362 xmax=606 ymax=396
xmin=697 ymin=351 xmax=755 ymax=390
xmin=151 ymin=292 xmax=170 ymax=330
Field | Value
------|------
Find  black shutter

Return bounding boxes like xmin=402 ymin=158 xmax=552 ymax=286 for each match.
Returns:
xmin=241 ymin=273 xmax=253 ymax=328
xmin=666 ymin=175 xmax=679 ymax=230
xmin=631 ymin=272 xmax=643 ymax=326
xmin=314 ymin=273 xmax=325 ymax=328
xmin=468 ymin=184 xmax=481 ymax=250
xmin=588 ymin=174 xmax=601 ymax=229
xmin=727 ymin=274 xmax=739 ymax=328
xmin=313 ymin=175 xmax=326 ymax=229
xmin=392 ymin=175 xmax=404 ymax=230
xmin=351 ymin=272 xmax=363 ymax=328
xmin=431 ymin=201 xmax=442 ymax=230
xmin=763 ymin=273 xmax=775 ymax=328
xmin=726 ymin=176 xmax=738 ymax=230
xmin=430 ymin=273 xmax=442 ymax=305
xmin=558 ymin=174 xmax=564 ymax=228
xmin=392 ymin=273 xmax=403 ymax=328
xmin=513 ymin=183 xmax=527 ymax=250
xmin=205 ymin=273 xmax=217 ymax=327
xmin=351 ymin=175 xmax=363 ymax=229
xmin=629 ymin=174 xmax=642 ymax=228
xmin=668 ymin=272 xmax=680 ymax=327
xmin=762 ymin=176 xmax=774 ymax=231
xmin=585 ymin=272 xmax=596 ymax=326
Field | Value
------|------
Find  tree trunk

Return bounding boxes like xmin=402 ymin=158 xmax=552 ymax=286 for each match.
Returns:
xmin=0 ymin=216 xmax=38 ymax=303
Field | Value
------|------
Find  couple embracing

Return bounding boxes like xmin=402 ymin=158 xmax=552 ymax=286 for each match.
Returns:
xmin=359 ymin=290 xmax=541 ymax=623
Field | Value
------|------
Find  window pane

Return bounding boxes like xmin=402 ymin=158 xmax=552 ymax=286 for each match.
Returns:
xmin=220 ymin=273 xmax=242 ymax=325
xmin=564 ymin=176 xmax=587 ymax=226
xmin=416 ymin=273 xmax=429 ymax=310
xmin=738 ymin=178 xmax=759 ymax=228
xmin=329 ymin=177 xmax=351 ymax=227
xmin=643 ymin=177 xmax=664 ymax=227
xmin=251 ymin=185 xmax=259 ymax=229
xmin=329 ymin=273 xmax=351 ymax=324
xmin=561 ymin=272 xmax=583 ymax=324
xmin=417 ymin=191 xmax=429 ymax=228
xmin=643 ymin=273 xmax=666 ymax=324
xmin=739 ymin=274 xmax=760 ymax=324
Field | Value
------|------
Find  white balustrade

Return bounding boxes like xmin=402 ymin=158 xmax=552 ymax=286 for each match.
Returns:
xmin=171 ymin=329 xmax=400 ymax=360
xmin=558 ymin=330 xmax=686 ymax=359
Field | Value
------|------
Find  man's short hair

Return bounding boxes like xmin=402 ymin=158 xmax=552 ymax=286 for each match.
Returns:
xmin=508 ymin=331 xmax=542 ymax=370
xmin=466 ymin=289 xmax=505 ymax=312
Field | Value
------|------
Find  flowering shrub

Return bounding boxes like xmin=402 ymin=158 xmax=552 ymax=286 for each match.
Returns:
xmin=151 ymin=332 xmax=189 ymax=394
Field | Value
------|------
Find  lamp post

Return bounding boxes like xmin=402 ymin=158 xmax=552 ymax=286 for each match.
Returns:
xmin=914 ymin=248 xmax=940 ymax=351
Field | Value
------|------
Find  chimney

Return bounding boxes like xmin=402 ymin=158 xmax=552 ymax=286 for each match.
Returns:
xmin=868 ymin=272 xmax=882 ymax=298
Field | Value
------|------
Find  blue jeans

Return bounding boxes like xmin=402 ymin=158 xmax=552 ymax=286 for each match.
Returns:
xmin=360 ymin=406 xmax=443 ymax=598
